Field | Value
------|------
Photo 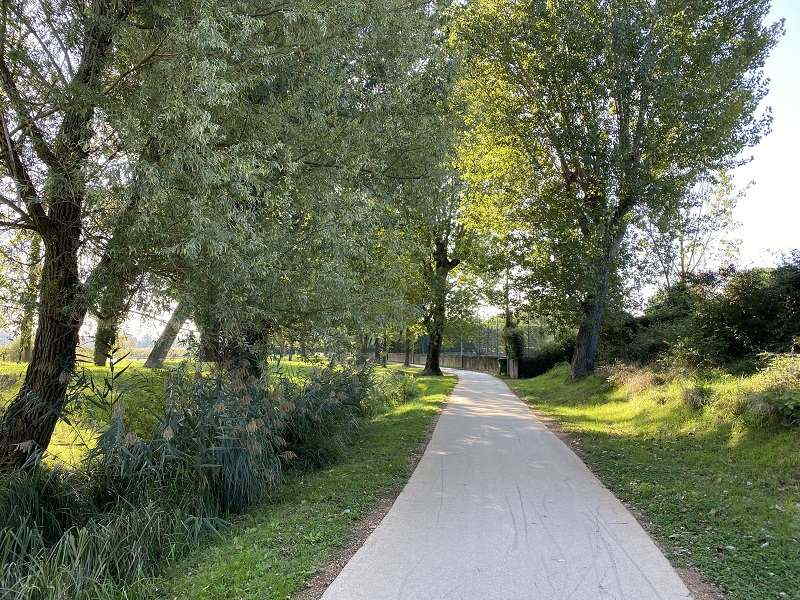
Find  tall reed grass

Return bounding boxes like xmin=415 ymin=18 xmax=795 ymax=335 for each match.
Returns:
xmin=0 ymin=357 xmax=415 ymax=599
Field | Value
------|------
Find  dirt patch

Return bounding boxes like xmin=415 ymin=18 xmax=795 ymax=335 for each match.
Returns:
xmin=294 ymin=402 xmax=446 ymax=600
xmin=507 ymin=383 xmax=727 ymax=600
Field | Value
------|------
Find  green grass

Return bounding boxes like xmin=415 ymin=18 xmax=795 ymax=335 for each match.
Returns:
xmin=0 ymin=357 xmax=325 ymax=464
xmin=507 ymin=364 xmax=800 ymax=600
xmin=144 ymin=368 xmax=455 ymax=600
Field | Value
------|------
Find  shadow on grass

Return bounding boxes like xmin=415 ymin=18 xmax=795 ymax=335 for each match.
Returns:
xmin=508 ymin=364 xmax=800 ymax=600
xmin=149 ymin=373 xmax=456 ymax=600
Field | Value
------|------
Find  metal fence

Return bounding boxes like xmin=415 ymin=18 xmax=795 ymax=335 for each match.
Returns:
xmin=387 ymin=352 xmax=503 ymax=374
xmin=388 ymin=323 xmax=550 ymax=359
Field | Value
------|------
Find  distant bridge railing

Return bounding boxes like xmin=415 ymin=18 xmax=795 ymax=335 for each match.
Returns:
xmin=387 ymin=352 xmax=505 ymax=376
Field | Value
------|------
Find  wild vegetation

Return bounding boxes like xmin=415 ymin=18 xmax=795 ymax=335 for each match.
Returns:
xmin=0 ymin=360 xmax=429 ymax=599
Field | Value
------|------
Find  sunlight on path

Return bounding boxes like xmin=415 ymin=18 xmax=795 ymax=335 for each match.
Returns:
xmin=321 ymin=368 xmax=692 ymax=600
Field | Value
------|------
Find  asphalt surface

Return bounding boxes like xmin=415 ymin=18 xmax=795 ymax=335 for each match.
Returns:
xmin=321 ymin=368 xmax=693 ymax=600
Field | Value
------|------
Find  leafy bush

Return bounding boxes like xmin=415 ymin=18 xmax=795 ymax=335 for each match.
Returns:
xmin=279 ymin=366 xmax=367 ymax=469
xmin=518 ymin=338 xmax=575 ymax=378
xmin=604 ymin=256 xmax=800 ymax=368
xmin=698 ymin=263 xmax=800 ymax=362
xmin=374 ymin=370 xmax=420 ymax=407
xmin=744 ymin=354 xmax=800 ymax=427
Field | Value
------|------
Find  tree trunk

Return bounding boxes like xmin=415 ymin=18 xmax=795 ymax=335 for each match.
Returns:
xmin=93 ymin=314 xmax=117 ymax=366
xmin=422 ymin=284 xmax=446 ymax=376
xmin=373 ymin=335 xmax=381 ymax=362
xmin=0 ymin=233 xmax=84 ymax=468
xmin=93 ymin=271 xmax=139 ymax=366
xmin=571 ymin=233 xmax=623 ymax=379
xmin=570 ymin=295 xmax=606 ymax=379
xmin=423 ymin=326 xmax=443 ymax=376
xmin=144 ymin=302 xmax=189 ymax=368
xmin=403 ymin=328 xmax=411 ymax=367
xmin=18 ymin=234 xmax=42 ymax=363
xmin=357 ymin=333 xmax=368 ymax=364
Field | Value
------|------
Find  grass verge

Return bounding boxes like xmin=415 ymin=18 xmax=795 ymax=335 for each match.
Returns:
xmin=506 ymin=363 xmax=800 ymax=600
xmin=146 ymin=369 xmax=456 ymax=600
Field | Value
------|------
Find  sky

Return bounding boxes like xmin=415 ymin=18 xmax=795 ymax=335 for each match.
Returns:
xmin=733 ymin=0 xmax=800 ymax=266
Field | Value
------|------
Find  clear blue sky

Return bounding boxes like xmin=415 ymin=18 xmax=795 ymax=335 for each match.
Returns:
xmin=735 ymin=0 xmax=799 ymax=265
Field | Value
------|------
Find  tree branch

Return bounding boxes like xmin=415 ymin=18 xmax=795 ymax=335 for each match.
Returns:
xmin=0 ymin=55 xmax=60 ymax=170
xmin=0 ymin=108 xmax=49 ymax=231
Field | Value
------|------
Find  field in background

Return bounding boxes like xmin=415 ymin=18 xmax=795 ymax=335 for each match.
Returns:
xmin=507 ymin=364 xmax=800 ymax=600
xmin=0 ymin=357 xmax=326 ymax=465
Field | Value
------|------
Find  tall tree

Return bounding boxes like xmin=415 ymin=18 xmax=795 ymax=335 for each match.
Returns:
xmin=454 ymin=0 xmax=781 ymax=377
xmin=0 ymin=0 xmax=155 ymax=467
xmin=404 ymin=175 xmax=470 ymax=376
xmin=640 ymin=173 xmax=741 ymax=288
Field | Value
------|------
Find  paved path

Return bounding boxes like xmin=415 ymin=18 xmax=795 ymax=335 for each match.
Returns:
xmin=321 ymin=368 xmax=692 ymax=600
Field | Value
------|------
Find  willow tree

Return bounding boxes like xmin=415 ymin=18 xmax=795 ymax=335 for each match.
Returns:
xmin=0 ymin=0 xmax=161 ymax=467
xmin=146 ymin=1 xmax=456 ymax=373
xmin=0 ymin=0 xmax=436 ymax=465
xmin=454 ymin=0 xmax=781 ymax=377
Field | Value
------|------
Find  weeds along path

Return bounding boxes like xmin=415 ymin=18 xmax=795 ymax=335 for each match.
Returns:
xmin=321 ymin=368 xmax=691 ymax=600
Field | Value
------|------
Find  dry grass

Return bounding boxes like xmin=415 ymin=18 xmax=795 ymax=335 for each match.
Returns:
xmin=601 ymin=363 xmax=663 ymax=396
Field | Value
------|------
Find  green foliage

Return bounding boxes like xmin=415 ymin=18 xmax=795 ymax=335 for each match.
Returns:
xmin=745 ymin=354 xmax=800 ymax=427
xmin=453 ymin=0 xmax=782 ymax=370
xmin=153 ymin=370 xmax=455 ymax=600
xmin=517 ymin=338 xmax=576 ymax=378
xmin=500 ymin=326 xmax=526 ymax=359
xmin=278 ymin=366 xmax=371 ymax=470
xmin=0 ymin=360 xmax=417 ymax=600
xmin=604 ymin=256 xmax=800 ymax=367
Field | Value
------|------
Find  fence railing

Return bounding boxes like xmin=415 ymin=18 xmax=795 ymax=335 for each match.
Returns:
xmin=387 ymin=352 xmax=504 ymax=375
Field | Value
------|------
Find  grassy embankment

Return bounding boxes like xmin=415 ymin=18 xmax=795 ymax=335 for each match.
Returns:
xmin=507 ymin=363 xmax=800 ymax=600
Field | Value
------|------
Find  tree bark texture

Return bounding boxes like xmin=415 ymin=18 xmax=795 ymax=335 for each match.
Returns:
xmin=18 ymin=234 xmax=42 ymax=363
xmin=571 ymin=231 xmax=625 ymax=379
xmin=0 ymin=231 xmax=85 ymax=467
xmin=93 ymin=271 xmax=139 ymax=365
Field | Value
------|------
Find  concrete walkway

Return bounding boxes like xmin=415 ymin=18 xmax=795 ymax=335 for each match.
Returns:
xmin=321 ymin=368 xmax=692 ymax=600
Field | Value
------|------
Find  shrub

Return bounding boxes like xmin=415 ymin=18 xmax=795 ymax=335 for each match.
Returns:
xmin=518 ymin=338 xmax=575 ymax=378
xmin=603 ymin=257 xmax=800 ymax=368
xmin=83 ymin=364 xmax=284 ymax=515
xmin=0 ymin=358 xmax=393 ymax=599
xmin=374 ymin=370 xmax=420 ymax=407
xmin=279 ymin=367 xmax=364 ymax=470
xmin=744 ymin=354 xmax=800 ymax=427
